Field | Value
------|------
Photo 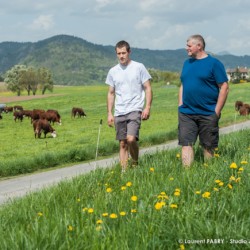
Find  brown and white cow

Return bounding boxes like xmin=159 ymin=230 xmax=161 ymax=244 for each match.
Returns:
xmin=13 ymin=105 xmax=23 ymax=111
xmin=46 ymin=109 xmax=62 ymax=125
xmin=3 ymin=106 xmax=13 ymax=113
xmin=71 ymin=107 xmax=87 ymax=118
xmin=13 ymin=111 xmax=24 ymax=122
xmin=33 ymin=119 xmax=57 ymax=138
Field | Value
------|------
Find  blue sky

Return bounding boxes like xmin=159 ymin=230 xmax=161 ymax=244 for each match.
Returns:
xmin=1 ymin=0 xmax=250 ymax=56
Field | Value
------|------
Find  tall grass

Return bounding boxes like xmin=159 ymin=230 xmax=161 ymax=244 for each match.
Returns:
xmin=0 ymin=129 xmax=249 ymax=249
xmin=0 ymin=83 xmax=249 ymax=177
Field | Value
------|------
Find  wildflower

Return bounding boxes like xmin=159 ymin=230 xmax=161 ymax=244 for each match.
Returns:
xmin=228 ymin=184 xmax=233 ymax=189
xmin=82 ymin=207 xmax=88 ymax=212
xmin=106 ymin=187 xmax=112 ymax=193
xmin=120 ymin=211 xmax=126 ymax=216
xmin=169 ymin=177 xmax=174 ymax=181
xmin=218 ymin=182 xmax=224 ymax=187
xmin=215 ymin=179 xmax=221 ymax=183
xmin=214 ymin=153 xmax=220 ymax=158
xmin=126 ymin=181 xmax=132 ymax=187
xmin=131 ymin=195 xmax=138 ymax=201
xmin=96 ymin=219 xmax=103 ymax=224
xmin=88 ymin=208 xmax=94 ymax=214
xmin=170 ymin=204 xmax=178 ymax=209
xmin=238 ymin=167 xmax=244 ymax=171
xmin=68 ymin=225 xmax=73 ymax=231
xmin=195 ymin=191 xmax=201 ymax=194
xmin=229 ymin=176 xmax=236 ymax=181
xmin=121 ymin=186 xmax=126 ymax=191
xmin=150 ymin=167 xmax=155 ymax=172
xmin=230 ymin=162 xmax=237 ymax=169
xmin=77 ymin=198 xmax=81 ymax=202
xmin=174 ymin=191 xmax=181 ymax=196
xmin=241 ymin=161 xmax=248 ymax=164
xmin=155 ymin=201 xmax=166 ymax=210
xmin=214 ymin=147 xmax=219 ymax=151
xmin=180 ymin=244 xmax=185 ymax=250
xmin=235 ymin=177 xmax=241 ymax=183
xmin=213 ymin=187 xmax=219 ymax=192
xmin=131 ymin=209 xmax=137 ymax=213
xmin=37 ymin=212 xmax=43 ymax=217
xmin=202 ymin=192 xmax=211 ymax=198
xmin=157 ymin=193 xmax=169 ymax=199
xmin=102 ymin=213 xmax=109 ymax=217
xmin=176 ymin=153 xmax=180 ymax=158
xmin=109 ymin=213 xmax=118 ymax=219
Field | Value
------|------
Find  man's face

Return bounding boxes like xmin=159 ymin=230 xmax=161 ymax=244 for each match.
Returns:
xmin=186 ymin=39 xmax=200 ymax=58
xmin=116 ymin=46 xmax=130 ymax=65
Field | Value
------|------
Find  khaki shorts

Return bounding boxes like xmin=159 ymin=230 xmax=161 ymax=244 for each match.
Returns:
xmin=114 ymin=111 xmax=142 ymax=141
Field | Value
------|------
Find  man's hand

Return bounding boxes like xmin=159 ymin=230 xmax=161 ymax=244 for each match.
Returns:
xmin=108 ymin=113 xmax=114 ymax=127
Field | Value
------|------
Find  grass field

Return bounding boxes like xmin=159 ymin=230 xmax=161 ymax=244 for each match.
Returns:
xmin=0 ymin=82 xmax=249 ymax=178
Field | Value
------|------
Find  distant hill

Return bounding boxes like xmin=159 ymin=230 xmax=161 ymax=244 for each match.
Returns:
xmin=0 ymin=34 xmax=249 ymax=85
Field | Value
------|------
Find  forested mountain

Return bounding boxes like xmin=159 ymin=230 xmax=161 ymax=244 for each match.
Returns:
xmin=0 ymin=34 xmax=249 ymax=85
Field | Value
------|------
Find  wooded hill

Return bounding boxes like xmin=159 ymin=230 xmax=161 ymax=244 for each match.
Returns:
xmin=0 ymin=34 xmax=250 ymax=85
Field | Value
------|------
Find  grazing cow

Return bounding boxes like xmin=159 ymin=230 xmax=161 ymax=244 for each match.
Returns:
xmin=22 ymin=110 xmax=33 ymax=119
xmin=235 ymin=101 xmax=244 ymax=111
xmin=31 ymin=109 xmax=45 ymax=122
xmin=46 ymin=109 xmax=62 ymax=125
xmin=71 ymin=107 xmax=87 ymax=118
xmin=13 ymin=111 xmax=24 ymax=122
xmin=3 ymin=106 xmax=13 ymax=113
xmin=13 ymin=105 xmax=23 ymax=111
xmin=33 ymin=119 xmax=57 ymax=138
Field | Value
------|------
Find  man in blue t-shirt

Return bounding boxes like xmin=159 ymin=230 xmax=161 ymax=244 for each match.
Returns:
xmin=106 ymin=40 xmax=152 ymax=172
xmin=178 ymin=34 xmax=229 ymax=167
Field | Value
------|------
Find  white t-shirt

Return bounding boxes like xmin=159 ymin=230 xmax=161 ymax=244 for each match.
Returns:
xmin=106 ymin=60 xmax=151 ymax=116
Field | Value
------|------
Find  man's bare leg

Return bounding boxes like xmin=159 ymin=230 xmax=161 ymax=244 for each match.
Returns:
xmin=127 ymin=135 xmax=139 ymax=166
xmin=119 ymin=140 xmax=128 ymax=171
xmin=204 ymin=148 xmax=214 ymax=161
xmin=182 ymin=146 xmax=194 ymax=167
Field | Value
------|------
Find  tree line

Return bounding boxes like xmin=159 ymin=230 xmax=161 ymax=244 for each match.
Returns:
xmin=4 ymin=65 xmax=54 ymax=96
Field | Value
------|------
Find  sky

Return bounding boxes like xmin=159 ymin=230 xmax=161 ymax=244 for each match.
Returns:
xmin=1 ymin=0 xmax=250 ymax=56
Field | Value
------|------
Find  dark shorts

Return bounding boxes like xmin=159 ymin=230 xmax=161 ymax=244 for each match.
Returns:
xmin=114 ymin=111 xmax=142 ymax=141
xmin=178 ymin=112 xmax=220 ymax=149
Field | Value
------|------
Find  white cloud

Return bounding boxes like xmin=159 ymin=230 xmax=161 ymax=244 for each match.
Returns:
xmin=29 ymin=15 xmax=54 ymax=31
xmin=135 ymin=16 xmax=155 ymax=30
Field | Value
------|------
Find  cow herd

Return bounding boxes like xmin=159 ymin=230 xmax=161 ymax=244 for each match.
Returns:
xmin=235 ymin=101 xmax=250 ymax=116
xmin=0 ymin=106 xmax=87 ymax=139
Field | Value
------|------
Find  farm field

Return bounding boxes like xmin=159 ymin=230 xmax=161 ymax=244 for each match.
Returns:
xmin=0 ymin=128 xmax=249 ymax=249
xmin=0 ymin=82 xmax=249 ymax=178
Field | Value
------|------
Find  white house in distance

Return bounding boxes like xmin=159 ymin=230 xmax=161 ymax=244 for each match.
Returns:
xmin=226 ymin=67 xmax=249 ymax=82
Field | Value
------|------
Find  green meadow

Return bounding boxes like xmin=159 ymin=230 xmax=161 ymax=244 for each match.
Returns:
xmin=0 ymin=129 xmax=249 ymax=249
xmin=0 ymin=82 xmax=249 ymax=178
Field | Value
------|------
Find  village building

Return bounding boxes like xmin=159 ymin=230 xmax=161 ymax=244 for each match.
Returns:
xmin=226 ymin=67 xmax=249 ymax=82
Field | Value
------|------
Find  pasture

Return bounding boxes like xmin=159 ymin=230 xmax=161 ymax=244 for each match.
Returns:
xmin=0 ymin=129 xmax=249 ymax=249
xmin=0 ymin=82 xmax=249 ymax=178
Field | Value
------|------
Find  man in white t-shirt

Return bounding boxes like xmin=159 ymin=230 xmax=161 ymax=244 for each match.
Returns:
xmin=106 ymin=40 xmax=153 ymax=172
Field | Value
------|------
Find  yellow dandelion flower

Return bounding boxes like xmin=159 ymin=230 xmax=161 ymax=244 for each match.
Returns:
xmin=121 ymin=186 xmax=126 ymax=191
xmin=37 ymin=212 xmax=43 ymax=217
xmin=160 ymin=191 xmax=166 ymax=195
xmin=214 ymin=153 xmax=220 ymax=157
xmin=96 ymin=225 xmax=102 ymax=231
xmin=150 ymin=167 xmax=155 ymax=172
xmin=218 ymin=182 xmax=224 ymax=187
xmin=175 ymin=188 xmax=181 ymax=192
xmin=82 ymin=207 xmax=88 ymax=212
xmin=88 ymin=208 xmax=94 ymax=214
xmin=180 ymin=244 xmax=185 ymax=250
xmin=214 ymin=147 xmax=219 ymax=151
xmin=68 ymin=225 xmax=73 ymax=231
xmin=228 ymin=184 xmax=233 ymax=189
xmin=236 ymin=177 xmax=241 ymax=182
xmin=215 ymin=179 xmax=221 ymax=183
xmin=126 ymin=181 xmax=132 ymax=187
xmin=229 ymin=176 xmax=236 ymax=181
xmin=169 ymin=177 xmax=174 ymax=181
xmin=176 ymin=153 xmax=180 ymax=158
xmin=96 ymin=219 xmax=103 ymax=224
xmin=238 ymin=167 xmax=244 ymax=171
xmin=155 ymin=202 xmax=164 ymax=210
xmin=131 ymin=195 xmax=138 ymax=201
xmin=157 ymin=194 xmax=169 ymax=199
xmin=170 ymin=204 xmax=178 ymax=208
xmin=230 ymin=162 xmax=237 ymax=169
xmin=109 ymin=213 xmax=118 ymax=219
xmin=241 ymin=161 xmax=248 ymax=164
xmin=202 ymin=192 xmax=211 ymax=198
xmin=120 ymin=211 xmax=126 ymax=216
xmin=102 ymin=213 xmax=109 ymax=217
xmin=213 ymin=187 xmax=219 ymax=192
xmin=106 ymin=187 xmax=112 ymax=193
xmin=131 ymin=209 xmax=137 ymax=213
xmin=174 ymin=191 xmax=181 ymax=196
xmin=195 ymin=191 xmax=201 ymax=194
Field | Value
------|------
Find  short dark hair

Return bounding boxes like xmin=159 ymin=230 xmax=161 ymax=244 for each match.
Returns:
xmin=115 ymin=40 xmax=130 ymax=52
xmin=187 ymin=34 xmax=206 ymax=50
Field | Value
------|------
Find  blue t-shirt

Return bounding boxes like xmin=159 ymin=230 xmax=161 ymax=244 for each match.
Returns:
xmin=179 ymin=55 xmax=228 ymax=115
